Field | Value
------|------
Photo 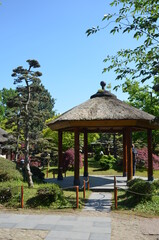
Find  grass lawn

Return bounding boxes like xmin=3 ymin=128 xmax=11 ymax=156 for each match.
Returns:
xmin=0 ymin=181 xmax=91 ymax=210
xmin=44 ymin=157 xmax=159 ymax=179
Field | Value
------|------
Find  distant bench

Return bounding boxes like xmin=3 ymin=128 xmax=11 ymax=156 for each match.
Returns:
xmin=52 ymin=168 xmax=66 ymax=178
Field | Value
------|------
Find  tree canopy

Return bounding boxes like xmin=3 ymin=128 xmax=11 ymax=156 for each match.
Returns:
xmin=3 ymin=59 xmax=55 ymax=187
xmin=86 ymin=0 xmax=159 ymax=89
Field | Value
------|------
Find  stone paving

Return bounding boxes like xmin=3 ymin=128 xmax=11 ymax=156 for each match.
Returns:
xmin=83 ymin=192 xmax=112 ymax=212
xmin=45 ymin=175 xmax=129 ymax=190
xmin=0 ymin=175 xmax=151 ymax=239
xmin=0 ymin=213 xmax=111 ymax=240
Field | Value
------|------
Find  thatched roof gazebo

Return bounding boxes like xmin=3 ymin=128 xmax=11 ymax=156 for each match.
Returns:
xmin=48 ymin=82 xmax=159 ymax=185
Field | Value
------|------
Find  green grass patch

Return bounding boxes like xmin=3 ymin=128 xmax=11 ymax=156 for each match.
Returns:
xmin=115 ymin=179 xmax=159 ymax=216
xmin=43 ymin=158 xmax=159 ymax=179
xmin=0 ymin=181 xmax=91 ymax=210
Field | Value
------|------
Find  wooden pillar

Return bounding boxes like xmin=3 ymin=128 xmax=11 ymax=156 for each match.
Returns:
xmin=74 ymin=128 xmax=80 ymax=185
xmin=147 ymin=129 xmax=154 ymax=181
xmin=126 ymin=128 xmax=133 ymax=181
xmin=84 ymin=130 xmax=88 ymax=177
xmin=123 ymin=129 xmax=127 ymax=177
xmin=58 ymin=130 xmax=63 ymax=180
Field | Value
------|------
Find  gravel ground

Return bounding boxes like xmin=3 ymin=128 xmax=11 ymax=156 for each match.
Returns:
xmin=111 ymin=212 xmax=159 ymax=240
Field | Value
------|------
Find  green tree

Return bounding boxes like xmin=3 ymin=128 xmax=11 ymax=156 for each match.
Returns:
xmin=86 ymin=0 xmax=159 ymax=89
xmin=0 ymin=88 xmax=17 ymax=124
xmin=122 ymin=79 xmax=159 ymax=151
xmin=10 ymin=59 xmax=55 ymax=187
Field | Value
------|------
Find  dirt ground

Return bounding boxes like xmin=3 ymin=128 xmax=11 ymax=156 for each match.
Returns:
xmin=0 ymin=209 xmax=159 ymax=240
xmin=110 ymin=212 xmax=159 ymax=240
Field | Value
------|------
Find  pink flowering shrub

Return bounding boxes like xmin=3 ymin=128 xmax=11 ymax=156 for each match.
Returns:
xmin=137 ymin=147 xmax=159 ymax=170
xmin=63 ymin=148 xmax=83 ymax=171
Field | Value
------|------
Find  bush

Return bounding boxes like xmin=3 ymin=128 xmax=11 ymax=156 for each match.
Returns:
xmin=63 ymin=148 xmax=83 ymax=171
xmin=0 ymin=157 xmax=23 ymax=182
xmin=152 ymin=179 xmax=159 ymax=190
xmin=26 ymin=184 xmax=67 ymax=207
xmin=0 ymin=182 xmax=21 ymax=204
xmin=37 ymin=184 xmax=64 ymax=202
xmin=94 ymin=146 xmax=104 ymax=161
xmin=137 ymin=147 xmax=159 ymax=170
xmin=0 ymin=188 xmax=12 ymax=203
xmin=30 ymin=166 xmax=44 ymax=183
xmin=99 ymin=154 xmax=117 ymax=170
xmin=127 ymin=178 xmax=155 ymax=203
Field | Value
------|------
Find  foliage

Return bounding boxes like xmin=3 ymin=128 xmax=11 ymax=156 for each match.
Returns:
xmin=5 ymin=59 xmax=55 ymax=187
xmin=0 ymin=88 xmax=17 ymax=124
xmin=63 ymin=148 xmax=83 ymax=171
xmin=94 ymin=147 xmax=103 ymax=162
xmin=136 ymin=147 xmax=159 ymax=170
xmin=122 ymin=80 xmax=159 ymax=151
xmin=30 ymin=166 xmax=45 ymax=183
xmin=0 ymin=188 xmax=12 ymax=203
xmin=87 ymin=133 xmax=100 ymax=147
xmin=37 ymin=184 xmax=64 ymax=201
xmin=0 ymin=182 xmax=21 ymax=204
xmin=117 ymin=179 xmax=159 ymax=215
xmin=27 ymin=184 xmax=67 ymax=207
xmin=99 ymin=154 xmax=117 ymax=170
xmin=127 ymin=178 xmax=155 ymax=203
xmin=0 ymin=157 xmax=23 ymax=182
xmin=86 ymin=0 xmax=159 ymax=89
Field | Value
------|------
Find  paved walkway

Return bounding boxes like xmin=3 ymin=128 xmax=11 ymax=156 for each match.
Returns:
xmin=0 ymin=213 xmax=111 ymax=240
xmin=3 ymin=175 xmax=150 ymax=239
xmin=45 ymin=175 xmax=129 ymax=190
xmin=83 ymin=192 xmax=112 ymax=212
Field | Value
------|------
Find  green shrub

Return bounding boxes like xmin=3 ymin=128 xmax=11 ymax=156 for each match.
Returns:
xmin=152 ymin=179 xmax=159 ymax=190
xmin=0 ymin=157 xmax=23 ymax=182
xmin=26 ymin=184 xmax=66 ymax=207
xmin=0 ymin=182 xmax=21 ymax=204
xmin=99 ymin=154 xmax=117 ymax=170
xmin=0 ymin=188 xmax=12 ymax=203
xmin=94 ymin=146 xmax=104 ymax=161
xmin=30 ymin=166 xmax=44 ymax=183
xmin=127 ymin=178 xmax=155 ymax=203
xmin=37 ymin=184 xmax=64 ymax=202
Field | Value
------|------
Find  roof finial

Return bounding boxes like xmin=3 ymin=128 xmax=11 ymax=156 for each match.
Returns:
xmin=100 ymin=81 xmax=106 ymax=90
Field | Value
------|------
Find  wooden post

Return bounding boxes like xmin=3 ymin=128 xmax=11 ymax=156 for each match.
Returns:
xmin=21 ymin=185 xmax=24 ymax=208
xmin=114 ymin=176 xmax=116 ymax=204
xmin=147 ymin=129 xmax=154 ymax=181
xmin=114 ymin=187 xmax=118 ymax=209
xmin=74 ymin=128 xmax=80 ymax=185
xmin=127 ymin=128 xmax=133 ymax=181
xmin=75 ymin=186 xmax=79 ymax=208
xmin=83 ymin=180 xmax=86 ymax=199
xmin=58 ymin=130 xmax=63 ymax=180
xmin=87 ymin=176 xmax=90 ymax=190
xmin=84 ymin=130 xmax=88 ymax=177
xmin=123 ymin=129 xmax=127 ymax=177
xmin=114 ymin=176 xmax=116 ymax=188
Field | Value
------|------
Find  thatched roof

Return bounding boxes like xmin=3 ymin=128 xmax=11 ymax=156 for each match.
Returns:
xmin=0 ymin=128 xmax=8 ymax=143
xmin=48 ymin=84 xmax=159 ymax=132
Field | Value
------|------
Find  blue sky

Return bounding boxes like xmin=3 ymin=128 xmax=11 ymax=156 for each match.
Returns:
xmin=0 ymin=0 xmax=137 ymax=114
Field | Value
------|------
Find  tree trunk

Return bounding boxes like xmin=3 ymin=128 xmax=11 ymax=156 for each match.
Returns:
xmin=15 ymin=116 xmax=20 ymax=163
xmin=25 ymin=85 xmax=33 ymax=187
